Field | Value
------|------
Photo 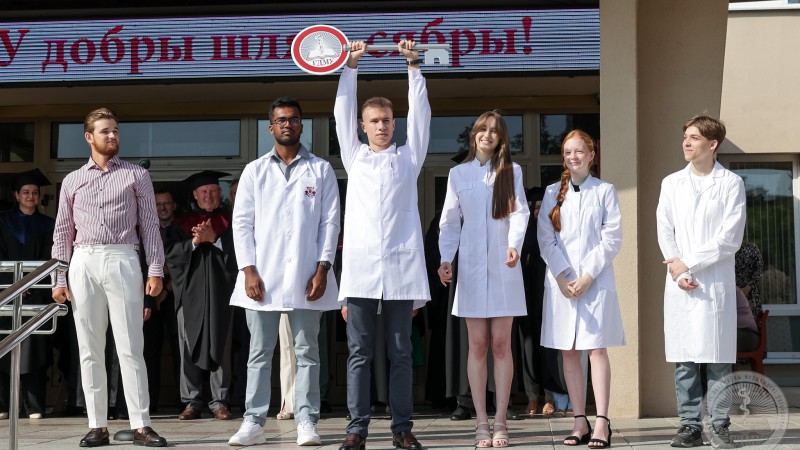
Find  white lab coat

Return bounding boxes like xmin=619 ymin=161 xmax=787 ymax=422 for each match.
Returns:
xmin=656 ymin=162 xmax=746 ymax=363
xmin=334 ymin=66 xmax=431 ymax=309
xmin=230 ymin=149 xmax=341 ymax=311
xmin=439 ymin=160 xmax=530 ymax=318
xmin=538 ymin=176 xmax=625 ymax=350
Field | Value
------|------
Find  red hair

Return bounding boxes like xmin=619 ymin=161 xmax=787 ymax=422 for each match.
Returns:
xmin=548 ymin=130 xmax=595 ymax=232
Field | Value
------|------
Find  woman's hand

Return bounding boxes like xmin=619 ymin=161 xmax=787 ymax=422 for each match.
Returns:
xmin=556 ymin=273 xmax=574 ymax=299
xmin=506 ymin=248 xmax=520 ymax=268
xmin=437 ymin=262 xmax=453 ymax=286
xmin=568 ymin=273 xmax=594 ymax=298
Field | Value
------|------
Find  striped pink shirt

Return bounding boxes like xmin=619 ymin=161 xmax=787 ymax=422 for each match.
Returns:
xmin=52 ymin=155 xmax=164 ymax=287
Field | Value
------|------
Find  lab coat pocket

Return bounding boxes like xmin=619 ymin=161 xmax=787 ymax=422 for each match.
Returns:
xmin=298 ymin=176 xmax=320 ymax=212
xmin=456 ymin=182 xmax=475 ymax=215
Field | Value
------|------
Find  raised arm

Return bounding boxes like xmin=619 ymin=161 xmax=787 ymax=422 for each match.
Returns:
xmin=334 ymin=41 xmax=367 ymax=172
xmin=400 ymin=40 xmax=431 ymax=175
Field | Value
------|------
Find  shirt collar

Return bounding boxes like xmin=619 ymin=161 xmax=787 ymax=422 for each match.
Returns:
xmin=85 ymin=155 xmax=121 ymax=170
xmin=267 ymin=145 xmax=310 ymax=163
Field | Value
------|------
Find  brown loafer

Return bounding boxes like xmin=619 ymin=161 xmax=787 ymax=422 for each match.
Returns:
xmin=214 ymin=405 xmax=234 ymax=420
xmin=79 ymin=428 xmax=110 ymax=447
xmin=392 ymin=430 xmax=423 ymax=450
xmin=338 ymin=432 xmax=366 ymax=450
xmin=133 ymin=426 xmax=167 ymax=447
xmin=178 ymin=406 xmax=200 ymax=420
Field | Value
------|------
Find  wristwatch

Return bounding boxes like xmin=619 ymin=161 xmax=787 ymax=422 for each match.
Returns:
xmin=318 ymin=261 xmax=332 ymax=270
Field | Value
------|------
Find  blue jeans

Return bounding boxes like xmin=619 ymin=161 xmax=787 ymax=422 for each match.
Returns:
xmin=345 ymin=297 xmax=414 ymax=437
xmin=242 ymin=308 xmax=322 ymax=426
xmin=675 ymin=362 xmax=731 ymax=430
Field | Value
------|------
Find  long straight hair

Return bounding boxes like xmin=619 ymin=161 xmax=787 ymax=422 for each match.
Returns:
xmin=462 ymin=110 xmax=515 ymax=219
xmin=548 ymin=129 xmax=595 ymax=232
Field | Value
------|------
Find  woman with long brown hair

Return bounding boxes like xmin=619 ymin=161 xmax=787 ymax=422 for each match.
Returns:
xmin=437 ymin=110 xmax=529 ymax=448
xmin=537 ymin=130 xmax=624 ymax=449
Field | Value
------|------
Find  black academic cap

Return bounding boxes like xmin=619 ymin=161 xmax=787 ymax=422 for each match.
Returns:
xmin=526 ymin=186 xmax=545 ymax=203
xmin=13 ymin=169 xmax=52 ymax=191
xmin=183 ymin=170 xmax=230 ymax=191
xmin=451 ymin=151 xmax=469 ymax=164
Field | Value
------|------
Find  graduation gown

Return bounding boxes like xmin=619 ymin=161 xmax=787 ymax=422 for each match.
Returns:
xmin=0 ymin=208 xmax=55 ymax=374
xmin=164 ymin=208 xmax=237 ymax=371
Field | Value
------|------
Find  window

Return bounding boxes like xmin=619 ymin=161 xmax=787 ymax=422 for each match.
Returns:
xmin=257 ymin=119 xmax=313 ymax=157
xmin=329 ymin=115 xmax=523 ymax=155
xmin=540 ymin=114 xmax=600 ymax=155
xmin=51 ymin=120 xmax=241 ymax=159
xmin=0 ymin=123 xmax=35 ymax=162
xmin=726 ymin=158 xmax=800 ymax=358
xmin=540 ymin=165 xmax=564 ymax=187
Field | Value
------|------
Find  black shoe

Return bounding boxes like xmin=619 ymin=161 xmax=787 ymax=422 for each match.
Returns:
xmin=449 ymin=405 xmax=472 ymax=421
xmin=79 ymin=428 xmax=110 ymax=447
xmin=339 ymin=432 xmax=366 ymax=450
xmin=506 ymin=409 xmax=523 ymax=421
xmin=588 ymin=415 xmax=612 ymax=449
xmin=392 ymin=430 xmax=423 ymax=450
xmin=670 ymin=425 xmax=703 ymax=448
xmin=320 ymin=401 xmax=332 ymax=414
xmin=563 ymin=415 xmax=592 ymax=446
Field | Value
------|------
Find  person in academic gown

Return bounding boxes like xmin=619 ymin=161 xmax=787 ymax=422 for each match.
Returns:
xmin=0 ymin=169 xmax=55 ymax=418
xmin=163 ymin=170 xmax=237 ymax=420
xmin=538 ymin=129 xmax=624 ymax=449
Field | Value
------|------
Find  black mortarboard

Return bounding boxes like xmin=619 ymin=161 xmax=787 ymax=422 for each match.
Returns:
xmin=13 ymin=169 xmax=52 ymax=191
xmin=526 ymin=186 xmax=545 ymax=203
xmin=183 ymin=170 xmax=230 ymax=191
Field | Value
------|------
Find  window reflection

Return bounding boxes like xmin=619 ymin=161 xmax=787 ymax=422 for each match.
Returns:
xmin=52 ymin=121 xmax=240 ymax=159
xmin=257 ymin=119 xmax=313 ymax=157
xmin=0 ymin=123 xmax=35 ymax=162
xmin=540 ymin=114 xmax=600 ymax=155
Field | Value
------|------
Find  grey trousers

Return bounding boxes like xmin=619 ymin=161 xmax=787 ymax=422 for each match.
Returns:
xmin=176 ymin=306 xmax=232 ymax=412
xmin=345 ymin=297 xmax=414 ymax=437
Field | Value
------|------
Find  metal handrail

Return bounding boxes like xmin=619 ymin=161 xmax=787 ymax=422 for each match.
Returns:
xmin=0 ymin=259 xmax=65 ymax=309
xmin=0 ymin=305 xmax=61 ymax=334
xmin=0 ymin=304 xmax=67 ymax=359
xmin=0 ymin=259 xmax=68 ymax=450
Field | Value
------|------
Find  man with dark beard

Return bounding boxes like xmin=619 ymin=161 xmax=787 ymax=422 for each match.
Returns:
xmin=163 ymin=170 xmax=237 ymax=421
xmin=51 ymin=107 xmax=167 ymax=447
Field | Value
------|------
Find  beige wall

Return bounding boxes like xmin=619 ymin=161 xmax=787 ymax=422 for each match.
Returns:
xmin=600 ymin=0 xmax=730 ymax=418
xmin=720 ymin=11 xmax=800 ymax=154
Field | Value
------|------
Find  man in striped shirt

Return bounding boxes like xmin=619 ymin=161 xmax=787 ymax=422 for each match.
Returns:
xmin=52 ymin=108 xmax=168 ymax=448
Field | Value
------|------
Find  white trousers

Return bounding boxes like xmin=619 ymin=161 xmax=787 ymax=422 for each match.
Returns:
xmin=279 ymin=313 xmax=296 ymax=414
xmin=69 ymin=244 xmax=151 ymax=429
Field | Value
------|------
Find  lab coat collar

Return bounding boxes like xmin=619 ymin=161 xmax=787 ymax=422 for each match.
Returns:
xmin=677 ymin=161 xmax=726 ymax=179
xmin=369 ymin=143 xmax=397 ymax=155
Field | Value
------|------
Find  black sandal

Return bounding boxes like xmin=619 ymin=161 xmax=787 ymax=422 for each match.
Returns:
xmin=563 ymin=415 xmax=592 ymax=446
xmin=588 ymin=415 xmax=612 ymax=448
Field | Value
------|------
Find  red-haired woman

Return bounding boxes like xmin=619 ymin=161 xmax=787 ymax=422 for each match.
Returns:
xmin=438 ymin=111 xmax=530 ymax=448
xmin=537 ymin=130 xmax=625 ymax=449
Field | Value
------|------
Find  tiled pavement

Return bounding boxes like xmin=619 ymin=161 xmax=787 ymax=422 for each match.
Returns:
xmin=2 ymin=406 xmax=799 ymax=449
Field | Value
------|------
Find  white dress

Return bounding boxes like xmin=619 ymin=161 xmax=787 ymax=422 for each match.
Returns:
xmin=439 ymin=160 xmax=530 ymax=318
xmin=537 ymin=175 xmax=626 ymax=350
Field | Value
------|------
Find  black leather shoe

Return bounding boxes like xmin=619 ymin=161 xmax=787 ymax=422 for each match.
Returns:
xmin=338 ymin=432 xmax=366 ymax=450
xmin=393 ymin=430 xmax=423 ymax=450
xmin=133 ymin=426 xmax=167 ymax=447
xmin=79 ymin=428 xmax=110 ymax=447
xmin=506 ymin=409 xmax=523 ymax=421
xmin=449 ymin=405 xmax=472 ymax=421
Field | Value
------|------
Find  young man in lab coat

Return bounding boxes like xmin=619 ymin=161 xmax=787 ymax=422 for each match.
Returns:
xmin=227 ymin=97 xmax=341 ymax=447
xmin=334 ymin=40 xmax=430 ymax=450
xmin=656 ymin=115 xmax=746 ymax=449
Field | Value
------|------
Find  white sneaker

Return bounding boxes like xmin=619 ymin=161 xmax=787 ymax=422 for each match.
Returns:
xmin=228 ymin=420 xmax=265 ymax=446
xmin=0 ymin=412 xmax=8 ymax=420
xmin=28 ymin=413 xmax=43 ymax=419
xmin=296 ymin=420 xmax=321 ymax=446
